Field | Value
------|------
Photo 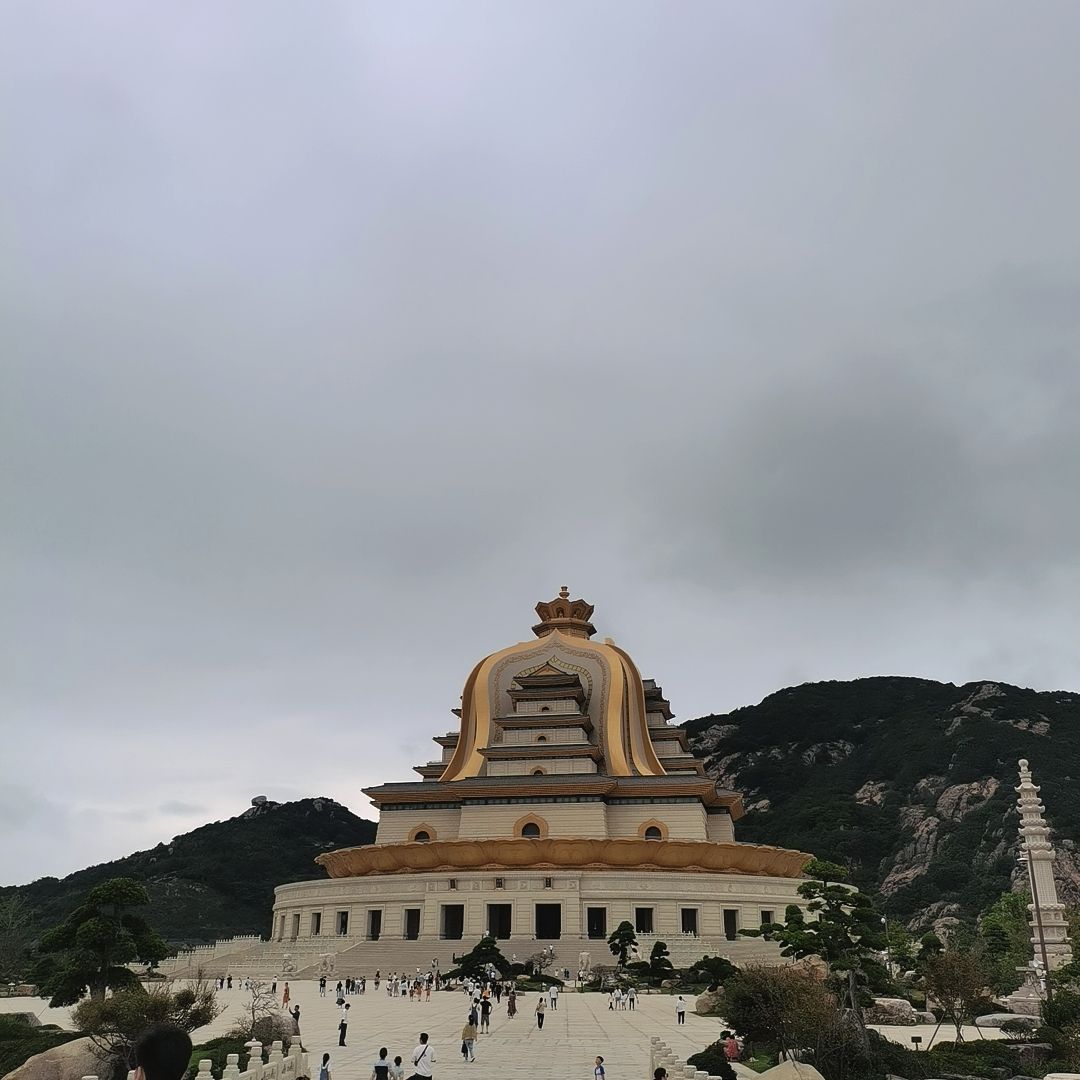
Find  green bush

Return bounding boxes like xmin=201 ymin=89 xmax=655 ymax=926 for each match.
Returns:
xmin=923 ymin=1038 xmax=1020 ymax=1078
xmin=188 ymin=1036 xmax=253 ymax=1079
xmin=687 ymin=1041 xmax=737 ymax=1080
xmin=0 ymin=1015 xmax=84 ymax=1077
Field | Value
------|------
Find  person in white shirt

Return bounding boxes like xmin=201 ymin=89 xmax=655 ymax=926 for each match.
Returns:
xmin=548 ymin=983 xmax=558 ymax=1009
xmin=676 ymin=996 xmax=687 ymax=1024
xmin=408 ymin=1033 xmax=435 ymax=1079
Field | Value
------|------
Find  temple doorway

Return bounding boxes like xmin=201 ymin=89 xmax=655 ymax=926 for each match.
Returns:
xmin=535 ymin=903 xmax=561 ymax=940
xmin=487 ymin=903 xmax=512 ymax=939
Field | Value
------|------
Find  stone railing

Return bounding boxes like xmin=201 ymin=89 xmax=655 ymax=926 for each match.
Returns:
xmin=81 ymin=1040 xmax=310 ymax=1080
xmin=649 ymin=1036 xmax=715 ymax=1080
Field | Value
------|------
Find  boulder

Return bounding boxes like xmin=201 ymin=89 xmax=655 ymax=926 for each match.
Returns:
xmin=756 ymin=1059 xmax=827 ymax=1080
xmin=2 ymin=1037 xmax=105 ymax=1080
xmin=694 ymin=988 xmax=724 ymax=1016
xmin=865 ymin=997 xmax=918 ymax=1025
xmin=5 ymin=1013 xmax=42 ymax=1028
xmin=913 ymin=1010 xmax=937 ymax=1024
xmin=976 ymin=1013 xmax=1036 ymax=1029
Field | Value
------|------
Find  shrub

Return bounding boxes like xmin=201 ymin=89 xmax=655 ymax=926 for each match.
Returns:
xmin=687 ymin=1041 xmax=737 ymax=1080
xmin=688 ymin=955 xmax=739 ymax=989
xmin=0 ymin=1015 xmax=85 ymax=1077
xmin=188 ymin=1037 xmax=252 ymax=1079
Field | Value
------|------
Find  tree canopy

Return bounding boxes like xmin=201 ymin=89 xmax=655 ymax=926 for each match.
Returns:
xmin=32 ymin=878 xmax=168 ymax=1006
xmin=607 ymin=921 xmax=637 ymax=966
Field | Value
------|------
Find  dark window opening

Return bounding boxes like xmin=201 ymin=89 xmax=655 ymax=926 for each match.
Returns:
xmin=634 ymin=907 xmax=654 ymax=934
xmin=413 ymin=830 xmax=430 ymax=842
xmin=644 ymin=826 xmax=662 ymax=840
xmin=404 ymin=908 xmax=421 ymax=940
xmin=681 ymin=908 xmax=698 ymax=935
xmin=367 ymin=909 xmax=382 ymax=941
xmin=521 ymin=822 xmax=542 ymax=838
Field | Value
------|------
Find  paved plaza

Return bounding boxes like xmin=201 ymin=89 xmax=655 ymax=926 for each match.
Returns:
xmin=3 ymin=982 xmax=716 ymax=1080
xmin=1 ymin=980 xmax=1004 ymax=1080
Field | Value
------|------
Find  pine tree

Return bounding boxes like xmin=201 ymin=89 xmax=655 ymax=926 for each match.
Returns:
xmin=607 ymin=921 xmax=638 ymax=966
xmin=32 ymin=878 xmax=168 ymax=1006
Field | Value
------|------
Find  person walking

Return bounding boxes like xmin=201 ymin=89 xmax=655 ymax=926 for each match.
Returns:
xmin=319 ymin=976 xmax=327 ymax=998
xmin=371 ymin=1048 xmax=391 ymax=1080
xmin=407 ymin=1032 xmax=435 ymax=1080
xmin=318 ymin=1054 xmax=331 ymax=1080
xmin=535 ymin=996 xmax=546 ymax=1030
xmin=478 ymin=996 xmax=491 ymax=1034
xmin=338 ymin=1002 xmax=350 ymax=1046
xmin=460 ymin=1016 xmax=477 ymax=1062
xmin=506 ymin=990 xmax=517 ymax=1019
xmin=548 ymin=983 xmax=558 ymax=1010
xmin=593 ymin=1056 xmax=605 ymax=1080
xmin=676 ymin=996 xmax=686 ymax=1024
xmin=628 ymin=985 xmax=637 ymax=1010
xmin=282 ymin=983 xmax=290 ymax=1007
xmin=271 ymin=980 xmax=277 ymax=995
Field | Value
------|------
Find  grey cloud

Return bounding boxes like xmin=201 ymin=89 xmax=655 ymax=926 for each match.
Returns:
xmin=3 ymin=0 xmax=1080 ymax=883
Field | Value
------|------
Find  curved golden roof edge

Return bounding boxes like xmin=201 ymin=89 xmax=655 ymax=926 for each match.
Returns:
xmin=314 ymin=837 xmax=812 ymax=880
xmin=440 ymin=628 xmax=668 ymax=783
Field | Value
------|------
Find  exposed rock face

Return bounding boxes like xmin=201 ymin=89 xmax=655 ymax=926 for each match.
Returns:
xmin=2 ymin=1037 xmax=104 ymax=1080
xmin=684 ymin=676 xmax=1080 ymax=928
xmin=936 ymin=778 xmax=999 ymax=822
xmin=854 ymin=781 xmax=888 ymax=807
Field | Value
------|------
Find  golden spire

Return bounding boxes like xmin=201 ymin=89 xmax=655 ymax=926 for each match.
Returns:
xmin=533 ymin=587 xmax=596 ymax=639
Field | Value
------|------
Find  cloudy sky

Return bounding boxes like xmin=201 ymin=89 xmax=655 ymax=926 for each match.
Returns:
xmin=4 ymin=2 xmax=1080 ymax=886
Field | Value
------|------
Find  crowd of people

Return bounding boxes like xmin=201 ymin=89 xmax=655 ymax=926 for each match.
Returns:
xmin=193 ymin=968 xmax=708 ymax=1079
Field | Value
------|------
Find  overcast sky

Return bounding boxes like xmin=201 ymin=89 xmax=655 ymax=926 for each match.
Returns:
xmin=3 ymin=2 xmax=1080 ymax=886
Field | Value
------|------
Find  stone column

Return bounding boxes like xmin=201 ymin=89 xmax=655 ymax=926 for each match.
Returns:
xmin=1016 ymin=759 xmax=1073 ymax=970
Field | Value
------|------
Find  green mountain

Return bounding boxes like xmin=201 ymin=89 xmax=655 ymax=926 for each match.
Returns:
xmin=0 ymin=797 xmax=376 ymax=966
xmin=685 ymin=677 xmax=1080 ymax=928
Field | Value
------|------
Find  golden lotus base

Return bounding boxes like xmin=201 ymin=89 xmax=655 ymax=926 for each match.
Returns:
xmin=315 ymin=836 xmax=810 ymax=879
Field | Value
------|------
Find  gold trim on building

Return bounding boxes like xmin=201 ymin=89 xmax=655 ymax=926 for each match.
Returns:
xmin=315 ymin=837 xmax=810 ymax=879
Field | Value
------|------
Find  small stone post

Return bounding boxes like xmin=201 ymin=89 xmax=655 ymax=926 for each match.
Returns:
xmin=222 ymin=1053 xmax=241 ymax=1080
xmin=197 ymin=1061 xmax=213 ymax=1080
xmin=245 ymin=1042 xmax=263 ymax=1080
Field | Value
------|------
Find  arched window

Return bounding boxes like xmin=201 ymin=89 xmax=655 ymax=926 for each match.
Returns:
xmin=540 ymin=706 xmax=551 ymax=713
xmin=532 ymin=768 xmax=546 ymax=776
xmin=536 ymin=734 xmax=548 ymax=743
xmin=521 ymin=822 xmax=542 ymax=839
xmin=644 ymin=826 xmax=662 ymax=841
xmin=413 ymin=830 xmax=430 ymax=842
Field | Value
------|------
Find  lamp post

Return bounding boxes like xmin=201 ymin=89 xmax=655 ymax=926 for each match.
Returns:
xmin=1020 ymin=849 xmax=1053 ymax=1003
xmin=881 ymin=915 xmax=893 ymax=976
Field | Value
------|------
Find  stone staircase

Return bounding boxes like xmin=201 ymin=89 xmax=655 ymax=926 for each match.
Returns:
xmin=164 ymin=932 xmax=782 ymax=982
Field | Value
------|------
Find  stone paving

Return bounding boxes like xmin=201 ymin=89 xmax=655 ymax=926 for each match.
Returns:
xmin=1 ymin=982 xmax=1004 ymax=1080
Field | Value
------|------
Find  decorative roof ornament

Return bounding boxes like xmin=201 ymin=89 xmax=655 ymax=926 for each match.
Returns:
xmin=533 ymin=586 xmax=597 ymax=639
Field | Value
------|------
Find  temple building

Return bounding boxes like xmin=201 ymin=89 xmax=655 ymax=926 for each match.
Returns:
xmin=163 ymin=590 xmax=812 ymax=978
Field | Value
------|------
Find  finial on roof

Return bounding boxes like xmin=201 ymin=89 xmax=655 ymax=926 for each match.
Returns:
xmin=533 ymin=588 xmax=596 ymax=640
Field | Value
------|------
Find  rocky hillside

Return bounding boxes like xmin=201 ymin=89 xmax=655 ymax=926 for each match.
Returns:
xmin=1 ymin=797 xmax=376 ymax=960
xmin=685 ymin=677 xmax=1080 ymax=929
